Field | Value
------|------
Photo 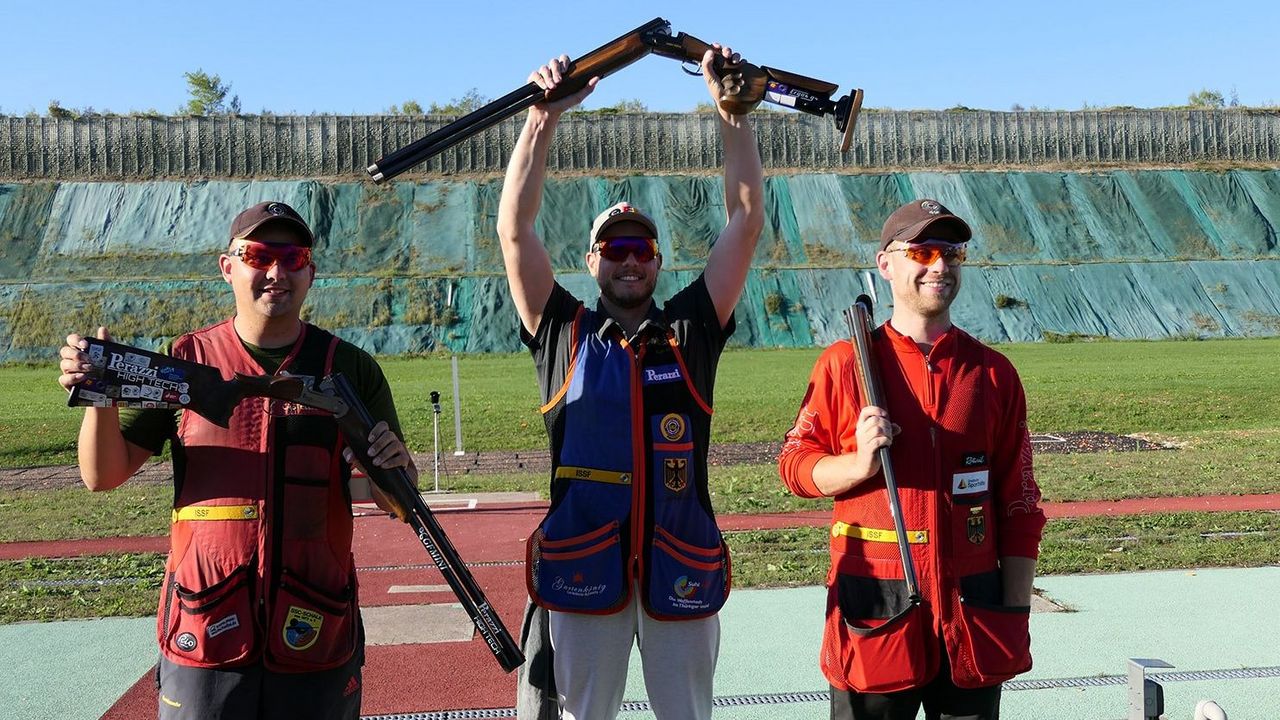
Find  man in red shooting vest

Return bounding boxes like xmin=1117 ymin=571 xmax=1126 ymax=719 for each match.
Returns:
xmin=57 ymin=201 xmax=417 ymax=719
xmin=779 ymin=199 xmax=1046 ymax=720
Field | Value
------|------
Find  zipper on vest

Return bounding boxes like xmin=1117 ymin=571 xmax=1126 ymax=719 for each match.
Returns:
xmin=161 ymin=571 xmax=175 ymax=633
xmin=626 ymin=339 xmax=647 ymax=582
xmin=929 ymin=422 xmax=944 ymax=604
xmin=923 ymin=353 xmax=936 ymax=409
xmin=263 ymin=404 xmax=277 ymax=620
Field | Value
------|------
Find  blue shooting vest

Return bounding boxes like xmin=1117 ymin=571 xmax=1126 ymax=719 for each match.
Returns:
xmin=526 ymin=306 xmax=731 ymax=619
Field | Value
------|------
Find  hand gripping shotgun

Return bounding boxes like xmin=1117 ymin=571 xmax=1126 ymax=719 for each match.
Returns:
xmin=842 ymin=296 xmax=922 ymax=607
xmin=366 ymin=17 xmax=862 ymax=182
xmin=67 ymin=338 xmax=525 ymax=672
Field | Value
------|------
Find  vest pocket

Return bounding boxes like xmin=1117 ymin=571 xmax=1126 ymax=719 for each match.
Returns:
xmin=956 ymin=597 xmax=1032 ymax=684
xmin=645 ymin=524 xmax=730 ymax=619
xmin=830 ymin=574 xmax=932 ymax=693
xmin=528 ymin=521 xmax=627 ymax=613
xmin=266 ymin=568 xmax=358 ymax=671
xmin=161 ymin=565 xmax=258 ymax=667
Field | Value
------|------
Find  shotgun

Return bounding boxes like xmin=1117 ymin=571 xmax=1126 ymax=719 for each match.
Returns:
xmin=67 ymin=339 xmax=526 ymax=672
xmin=843 ymin=295 xmax=921 ymax=604
xmin=366 ymin=18 xmax=863 ymax=182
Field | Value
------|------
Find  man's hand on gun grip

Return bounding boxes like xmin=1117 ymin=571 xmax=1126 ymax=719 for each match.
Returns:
xmin=343 ymin=420 xmax=418 ymax=523
xmin=701 ymin=43 xmax=758 ymax=117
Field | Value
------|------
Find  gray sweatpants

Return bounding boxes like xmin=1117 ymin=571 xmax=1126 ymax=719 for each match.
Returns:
xmin=548 ymin=590 xmax=720 ymax=720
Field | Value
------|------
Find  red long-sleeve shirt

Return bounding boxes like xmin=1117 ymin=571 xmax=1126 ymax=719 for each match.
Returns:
xmin=779 ymin=322 xmax=1044 ymax=560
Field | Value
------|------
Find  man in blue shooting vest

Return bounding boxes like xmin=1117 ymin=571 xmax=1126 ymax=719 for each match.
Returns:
xmin=497 ymin=45 xmax=764 ymax=720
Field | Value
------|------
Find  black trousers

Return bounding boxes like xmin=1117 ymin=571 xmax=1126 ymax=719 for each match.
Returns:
xmin=829 ymin=653 xmax=1001 ymax=720
xmin=156 ymin=647 xmax=363 ymax=720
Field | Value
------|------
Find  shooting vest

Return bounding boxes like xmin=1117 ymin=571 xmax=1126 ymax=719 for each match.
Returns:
xmin=157 ymin=319 xmax=359 ymax=672
xmin=824 ymin=325 xmax=1032 ymax=693
xmin=527 ymin=307 xmax=730 ymax=619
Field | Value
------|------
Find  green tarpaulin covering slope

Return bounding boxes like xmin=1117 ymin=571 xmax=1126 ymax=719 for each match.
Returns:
xmin=1 ymin=170 xmax=1278 ymax=361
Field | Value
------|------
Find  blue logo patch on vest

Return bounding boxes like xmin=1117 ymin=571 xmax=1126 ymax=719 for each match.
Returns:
xmin=643 ymin=364 xmax=683 ymax=385
xmin=283 ymin=606 xmax=323 ymax=651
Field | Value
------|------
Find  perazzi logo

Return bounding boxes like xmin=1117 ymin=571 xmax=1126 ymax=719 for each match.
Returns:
xmin=645 ymin=367 xmax=682 ymax=383
xmin=107 ymin=353 xmax=185 ymax=391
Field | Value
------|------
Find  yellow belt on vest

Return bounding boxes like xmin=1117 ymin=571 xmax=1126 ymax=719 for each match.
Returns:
xmin=831 ymin=521 xmax=928 ymax=544
xmin=554 ymin=466 xmax=632 ymax=485
xmin=172 ymin=504 xmax=259 ymax=522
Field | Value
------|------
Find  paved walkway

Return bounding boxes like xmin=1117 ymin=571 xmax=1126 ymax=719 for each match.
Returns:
xmin=3 ymin=490 xmax=1278 ymax=719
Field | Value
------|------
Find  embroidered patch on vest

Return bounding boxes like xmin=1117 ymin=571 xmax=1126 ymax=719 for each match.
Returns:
xmin=283 ymin=606 xmax=323 ymax=651
xmin=659 ymin=413 xmax=687 ymax=442
xmin=967 ymin=507 xmax=987 ymax=544
xmin=961 ymin=452 xmax=988 ymax=468
xmin=644 ymin=364 xmax=683 ymax=385
xmin=207 ymin=614 xmax=240 ymax=639
xmin=664 ymin=457 xmax=688 ymax=493
xmin=551 ymin=574 xmax=608 ymax=599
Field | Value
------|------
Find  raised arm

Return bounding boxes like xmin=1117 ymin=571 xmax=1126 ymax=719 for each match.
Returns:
xmin=57 ymin=328 xmax=153 ymax=491
xmin=701 ymin=44 xmax=766 ymax=329
xmin=497 ymin=56 xmax=598 ymax=336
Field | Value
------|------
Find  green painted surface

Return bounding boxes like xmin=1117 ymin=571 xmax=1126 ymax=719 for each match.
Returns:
xmin=2 ymin=171 xmax=1280 ymax=361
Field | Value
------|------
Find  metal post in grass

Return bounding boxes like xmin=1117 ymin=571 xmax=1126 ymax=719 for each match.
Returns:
xmin=451 ymin=355 xmax=465 ymax=456
xmin=430 ymin=390 xmax=442 ymax=494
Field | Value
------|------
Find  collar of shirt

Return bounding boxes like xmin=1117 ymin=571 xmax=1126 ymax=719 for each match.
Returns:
xmin=594 ymin=298 xmax=669 ymax=343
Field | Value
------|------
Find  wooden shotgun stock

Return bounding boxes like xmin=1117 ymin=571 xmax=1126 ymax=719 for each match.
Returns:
xmin=644 ymin=31 xmax=863 ymax=152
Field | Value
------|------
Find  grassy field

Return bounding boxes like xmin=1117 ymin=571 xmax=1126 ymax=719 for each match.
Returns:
xmin=2 ymin=338 xmax=1278 ymax=623
xmin=5 ymin=337 xmax=1280 ymax=467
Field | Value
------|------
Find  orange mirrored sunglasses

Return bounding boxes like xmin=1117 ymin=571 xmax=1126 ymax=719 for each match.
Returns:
xmin=229 ymin=241 xmax=312 ymax=271
xmin=886 ymin=243 xmax=967 ymax=266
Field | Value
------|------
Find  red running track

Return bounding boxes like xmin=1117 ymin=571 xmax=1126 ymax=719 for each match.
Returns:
xmin=6 ymin=493 xmax=1277 ymax=717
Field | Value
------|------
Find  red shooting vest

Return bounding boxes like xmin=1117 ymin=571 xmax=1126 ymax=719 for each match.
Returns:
xmin=824 ymin=326 xmax=1032 ymax=693
xmin=156 ymin=319 xmax=359 ymax=672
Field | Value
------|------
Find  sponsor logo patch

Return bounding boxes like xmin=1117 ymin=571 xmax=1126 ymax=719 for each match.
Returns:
xmin=952 ymin=469 xmax=989 ymax=495
xmin=551 ymin=575 xmax=608 ymax=599
xmin=283 ymin=606 xmax=323 ymax=651
xmin=175 ymin=632 xmax=198 ymax=653
xmin=207 ymin=613 xmax=240 ymax=639
xmin=962 ymin=452 xmax=988 ymax=468
xmin=664 ymin=457 xmax=688 ymax=493
xmin=674 ymin=575 xmax=700 ymax=599
xmin=644 ymin=364 xmax=683 ymax=385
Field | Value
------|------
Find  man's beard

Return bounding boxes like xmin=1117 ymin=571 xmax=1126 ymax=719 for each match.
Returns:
xmin=599 ymin=275 xmax=656 ymax=310
xmin=894 ymin=273 xmax=960 ymax=318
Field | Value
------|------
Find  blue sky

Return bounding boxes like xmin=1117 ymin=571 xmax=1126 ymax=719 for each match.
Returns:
xmin=2 ymin=0 xmax=1274 ymax=115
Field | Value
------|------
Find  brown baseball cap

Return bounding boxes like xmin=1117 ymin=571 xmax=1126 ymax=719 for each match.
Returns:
xmin=229 ymin=201 xmax=314 ymax=246
xmin=589 ymin=202 xmax=659 ymax=246
xmin=879 ymin=198 xmax=971 ymax=251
